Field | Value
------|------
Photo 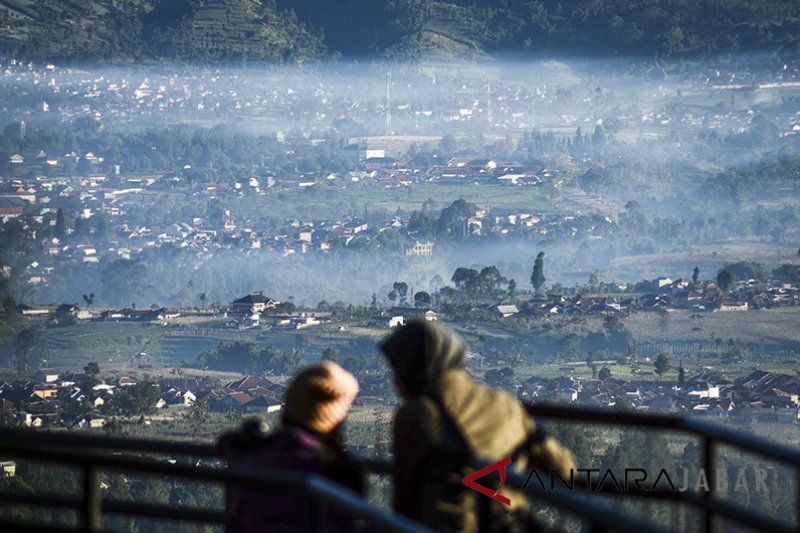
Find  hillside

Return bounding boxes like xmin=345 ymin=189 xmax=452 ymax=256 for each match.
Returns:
xmin=0 ymin=0 xmax=324 ymax=62
xmin=0 ymin=0 xmax=798 ymax=62
xmin=285 ymin=0 xmax=800 ymax=59
xmin=0 ymin=0 xmax=147 ymax=61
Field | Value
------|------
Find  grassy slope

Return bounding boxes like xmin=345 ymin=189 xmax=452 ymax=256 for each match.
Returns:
xmin=12 ymin=307 xmax=797 ymax=382
xmin=214 ymin=182 xmax=561 ymax=220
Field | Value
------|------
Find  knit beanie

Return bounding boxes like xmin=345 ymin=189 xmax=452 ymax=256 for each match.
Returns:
xmin=282 ymin=361 xmax=359 ymax=435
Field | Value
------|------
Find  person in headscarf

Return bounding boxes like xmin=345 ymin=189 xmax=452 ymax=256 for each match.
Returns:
xmin=219 ymin=361 xmax=363 ymax=532
xmin=381 ymin=320 xmax=575 ymax=532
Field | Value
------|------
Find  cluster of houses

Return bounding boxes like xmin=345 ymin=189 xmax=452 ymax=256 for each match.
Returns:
xmin=15 ymin=291 xmax=329 ymax=332
xmin=523 ymin=370 xmax=800 ymax=420
xmin=1 ymin=169 xmax=585 ymax=293
xmin=17 ymin=302 xmax=180 ymax=325
xmin=4 ymin=61 xmax=797 ymax=295
xmin=0 ymin=369 xmax=136 ymax=429
xmin=4 ymin=147 xmax=106 ymax=175
xmin=335 ymin=144 xmax=553 ymax=187
xmin=490 ymin=276 xmax=798 ymax=319
xmin=161 ymin=374 xmax=285 ymax=414
xmin=5 ymin=58 xmax=798 ymax=164
xmin=225 ymin=291 xmax=323 ymax=329
xmin=0 ymin=369 xmax=286 ymax=429
xmin=631 ymin=276 xmax=799 ymax=313
xmin=13 ymin=262 xmax=799 ymax=336
xmin=4 ymin=362 xmax=798 ymax=432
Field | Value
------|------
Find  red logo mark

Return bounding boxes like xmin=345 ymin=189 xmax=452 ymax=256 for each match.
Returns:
xmin=462 ymin=455 xmax=512 ymax=506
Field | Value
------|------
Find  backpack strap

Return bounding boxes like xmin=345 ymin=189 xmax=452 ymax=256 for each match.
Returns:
xmin=426 ymin=392 xmax=471 ymax=451
xmin=427 ymin=391 xmax=548 ymax=460
xmin=510 ymin=426 xmax=549 ymax=463
xmin=424 ymin=393 xmax=548 ymax=531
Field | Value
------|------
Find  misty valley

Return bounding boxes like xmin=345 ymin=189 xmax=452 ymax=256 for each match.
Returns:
xmin=1 ymin=50 xmax=800 ymax=531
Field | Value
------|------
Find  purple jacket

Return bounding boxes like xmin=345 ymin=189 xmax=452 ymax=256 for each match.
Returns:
xmin=222 ymin=424 xmax=364 ymax=532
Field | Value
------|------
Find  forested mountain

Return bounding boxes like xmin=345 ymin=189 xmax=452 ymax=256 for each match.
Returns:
xmin=0 ymin=0 xmax=798 ymax=62
xmin=284 ymin=0 xmax=800 ymax=59
xmin=0 ymin=0 xmax=324 ymax=62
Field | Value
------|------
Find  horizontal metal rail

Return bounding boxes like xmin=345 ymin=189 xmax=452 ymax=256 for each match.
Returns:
xmin=0 ymin=427 xmax=668 ymax=532
xmin=0 ymin=438 xmax=429 ymax=533
xmin=522 ymin=402 xmax=800 ymax=533
xmin=498 ymin=459 xmax=671 ymax=533
xmin=0 ymin=490 xmax=226 ymax=525
xmin=0 ymin=427 xmax=219 ymax=457
xmin=524 ymin=403 xmax=800 ymax=465
xmin=1 ymin=402 xmax=799 ymax=532
xmin=6 ymin=404 xmax=797 ymax=469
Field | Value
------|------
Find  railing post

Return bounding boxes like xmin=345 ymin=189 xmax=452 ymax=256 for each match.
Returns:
xmin=703 ymin=437 xmax=717 ymax=533
xmin=82 ymin=463 xmax=101 ymax=532
xmin=670 ymin=498 xmax=678 ymax=531
xmin=477 ymin=493 xmax=491 ymax=532
xmin=796 ymin=467 xmax=800 ymax=531
xmin=305 ymin=498 xmax=325 ymax=533
xmin=589 ymin=522 xmax=606 ymax=533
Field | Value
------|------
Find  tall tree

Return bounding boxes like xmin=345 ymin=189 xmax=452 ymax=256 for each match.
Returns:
xmin=692 ymin=266 xmax=700 ymax=285
xmin=115 ymin=382 xmax=161 ymax=415
xmin=531 ymin=251 xmax=546 ymax=293
xmin=84 ymin=361 xmax=100 ymax=376
xmin=476 ymin=266 xmax=507 ymax=296
xmin=73 ymin=216 xmax=89 ymax=237
xmin=654 ymin=352 xmax=671 ymax=378
xmin=54 ymin=208 xmax=66 ymax=238
xmin=392 ymin=281 xmax=409 ymax=304
xmin=591 ymin=124 xmax=607 ymax=148
xmin=413 ymin=290 xmax=432 ymax=308
xmin=94 ymin=213 xmax=109 ymax=238
xmin=573 ymin=127 xmax=584 ymax=151
xmin=14 ymin=328 xmax=48 ymax=374
xmin=452 ymin=267 xmax=479 ymax=292
xmin=439 ymin=134 xmax=457 ymax=156
xmin=717 ymin=267 xmax=735 ymax=292
xmin=81 ymin=361 xmax=101 ymax=391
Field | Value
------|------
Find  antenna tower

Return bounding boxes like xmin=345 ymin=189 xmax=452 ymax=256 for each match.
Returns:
xmin=385 ymin=71 xmax=393 ymax=135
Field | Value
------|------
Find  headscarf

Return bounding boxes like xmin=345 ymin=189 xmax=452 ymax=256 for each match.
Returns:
xmin=379 ymin=319 xmax=466 ymax=396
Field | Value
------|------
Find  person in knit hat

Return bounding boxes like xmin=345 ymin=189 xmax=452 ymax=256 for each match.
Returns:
xmin=381 ymin=320 xmax=576 ymax=532
xmin=283 ymin=360 xmax=360 ymax=434
xmin=220 ymin=361 xmax=364 ymax=533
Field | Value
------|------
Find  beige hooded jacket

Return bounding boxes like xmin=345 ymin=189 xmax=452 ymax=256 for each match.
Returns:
xmin=381 ymin=320 xmax=575 ymax=532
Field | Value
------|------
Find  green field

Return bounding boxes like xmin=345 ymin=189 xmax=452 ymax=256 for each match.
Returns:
xmin=28 ymin=319 xmax=389 ymax=373
xmin=602 ymin=242 xmax=800 ymax=282
xmin=20 ymin=306 xmax=798 ymax=385
xmin=452 ymin=307 xmax=800 ymax=384
xmin=221 ymin=181 xmax=561 ymax=220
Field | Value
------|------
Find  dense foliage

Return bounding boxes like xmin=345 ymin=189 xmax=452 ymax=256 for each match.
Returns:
xmin=197 ymin=341 xmax=303 ymax=374
xmin=287 ymin=0 xmax=800 ymax=58
xmin=1 ymin=0 xmax=798 ymax=62
xmin=0 ymin=0 xmax=324 ymax=63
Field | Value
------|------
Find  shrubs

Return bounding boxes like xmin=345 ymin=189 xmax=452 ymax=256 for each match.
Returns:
xmin=196 ymin=341 xmax=302 ymax=374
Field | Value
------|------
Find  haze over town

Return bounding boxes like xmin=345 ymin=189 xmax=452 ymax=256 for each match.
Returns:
xmin=1 ymin=34 xmax=800 ymax=532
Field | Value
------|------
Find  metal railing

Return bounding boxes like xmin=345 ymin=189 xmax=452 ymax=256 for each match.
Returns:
xmin=523 ymin=403 xmax=800 ymax=533
xmin=0 ymin=427 xmax=427 ymax=533
xmin=0 ymin=403 xmax=798 ymax=532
